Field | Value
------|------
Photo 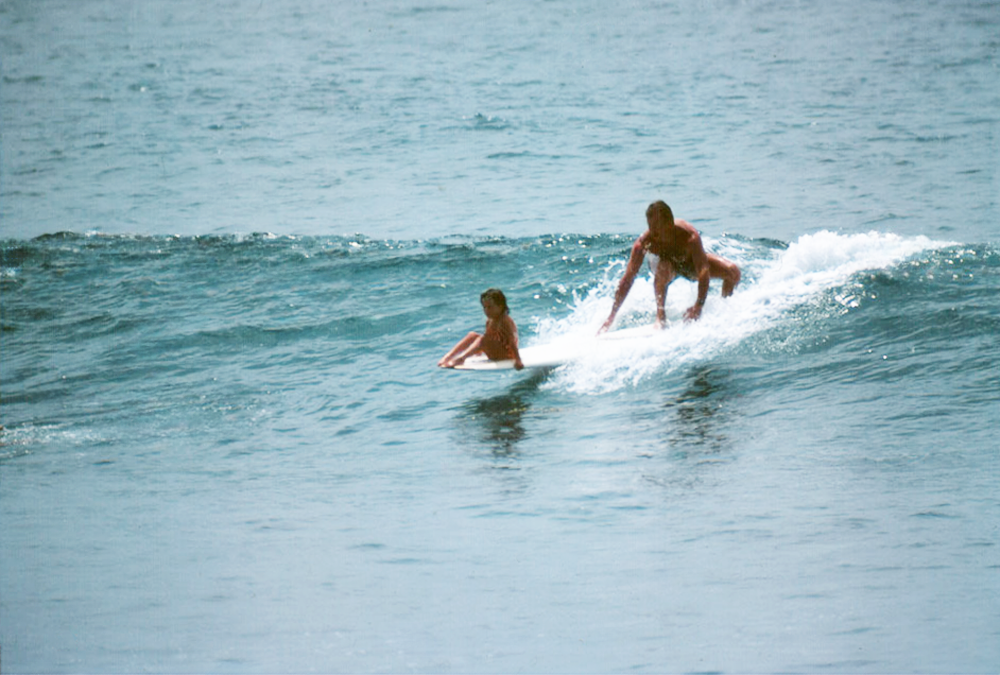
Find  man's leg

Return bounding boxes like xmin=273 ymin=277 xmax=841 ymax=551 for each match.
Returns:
xmin=653 ymin=258 xmax=676 ymax=326
xmin=707 ymin=254 xmax=741 ymax=297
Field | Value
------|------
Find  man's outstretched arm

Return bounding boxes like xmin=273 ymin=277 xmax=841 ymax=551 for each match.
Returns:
xmin=600 ymin=239 xmax=646 ymax=333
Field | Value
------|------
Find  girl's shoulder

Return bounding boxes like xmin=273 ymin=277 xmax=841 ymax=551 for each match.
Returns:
xmin=486 ymin=314 xmax=516 ymax=334
xmin=501 ymin=314 xmax=518 ymax=334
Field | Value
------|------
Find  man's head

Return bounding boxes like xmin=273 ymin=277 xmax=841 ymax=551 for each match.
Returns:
xmin=646 ymin=200 xmax=675 ymax=233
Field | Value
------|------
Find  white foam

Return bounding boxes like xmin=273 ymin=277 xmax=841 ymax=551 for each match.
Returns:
xmin=532 ymin=231 xmax=947 ymax=394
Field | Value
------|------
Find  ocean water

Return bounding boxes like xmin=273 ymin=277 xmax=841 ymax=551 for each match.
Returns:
xmin=1 ymin=0 xmax=999 ymax=673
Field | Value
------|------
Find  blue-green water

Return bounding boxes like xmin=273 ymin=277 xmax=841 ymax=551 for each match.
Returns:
xmin=2 ymin=0 xmax=999 ymax=672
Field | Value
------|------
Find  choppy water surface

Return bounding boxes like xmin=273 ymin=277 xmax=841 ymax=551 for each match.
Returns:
xmin=2 ymin=0 xmax=999 ymax=672
xmin=2 ymin=0 xmax=997 ymax=242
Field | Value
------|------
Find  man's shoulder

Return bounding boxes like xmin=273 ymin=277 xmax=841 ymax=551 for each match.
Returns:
xmin=676 ymin=220 xmax=702 ymax=243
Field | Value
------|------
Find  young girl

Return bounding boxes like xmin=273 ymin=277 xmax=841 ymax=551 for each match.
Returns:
xmin=439 ymin=288 xmax=524 ymax=370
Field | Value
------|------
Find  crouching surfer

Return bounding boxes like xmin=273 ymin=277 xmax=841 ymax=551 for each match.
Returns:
xmin=599 ymin=200 xmax=741 ymax=333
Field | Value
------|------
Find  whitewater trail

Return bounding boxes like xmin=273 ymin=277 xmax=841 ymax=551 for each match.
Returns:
xmin=534 ymin=231 xmax=949 ymax=394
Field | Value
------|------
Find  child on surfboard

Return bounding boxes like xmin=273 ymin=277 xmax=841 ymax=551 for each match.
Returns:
xmin=439 ymin=288 xmax=524 ymax=370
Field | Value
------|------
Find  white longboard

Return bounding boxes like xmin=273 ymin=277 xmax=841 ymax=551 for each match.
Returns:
xmin=450 ymin=324 xmax=660 ymax=371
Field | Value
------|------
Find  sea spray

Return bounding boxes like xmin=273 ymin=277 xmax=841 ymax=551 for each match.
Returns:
xmin=536 ymin=231 xmax=949 ymax=394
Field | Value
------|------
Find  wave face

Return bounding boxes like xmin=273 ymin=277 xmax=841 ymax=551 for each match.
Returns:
xmin=4 ymin=230 xmax=990 ymax=403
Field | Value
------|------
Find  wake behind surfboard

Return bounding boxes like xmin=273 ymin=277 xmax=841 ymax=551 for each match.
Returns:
xmin=451 ymin=324 xmax=660 ymax=371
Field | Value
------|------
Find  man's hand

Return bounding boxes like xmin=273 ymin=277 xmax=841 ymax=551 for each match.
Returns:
xmin=597 ymin=317 xmax=614 ymax=335
xmin=683 ymin=304 xmax=703 ymax=322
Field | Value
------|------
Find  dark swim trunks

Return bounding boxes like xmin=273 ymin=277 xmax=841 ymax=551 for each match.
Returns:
xmin=646 ymin=249 xmax=697 ymax=281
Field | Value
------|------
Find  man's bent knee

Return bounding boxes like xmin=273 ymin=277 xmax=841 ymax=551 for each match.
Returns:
xmin=722 ymin=264 xmax=740 ymax=297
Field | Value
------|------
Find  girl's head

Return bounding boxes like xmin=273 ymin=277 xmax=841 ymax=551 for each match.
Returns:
xmin=480 ymin=288 xmax=509 ymax=315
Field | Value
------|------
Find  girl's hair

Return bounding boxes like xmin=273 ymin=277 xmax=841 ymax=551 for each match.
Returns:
xmin=480 ymin=288 xmax=509 ymax=314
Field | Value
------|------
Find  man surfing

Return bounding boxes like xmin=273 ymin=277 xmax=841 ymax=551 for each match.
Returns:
xmin=599 ymin=200 xmax=741 ymax=333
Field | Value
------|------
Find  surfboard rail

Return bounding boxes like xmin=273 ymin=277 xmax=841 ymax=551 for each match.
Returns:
xmin=448 ymin=324 xmax=661 ymax=372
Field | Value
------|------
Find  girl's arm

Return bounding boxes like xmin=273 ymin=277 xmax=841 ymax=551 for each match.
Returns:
xmin=504 ymin=316 xmax=524 ymax=370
